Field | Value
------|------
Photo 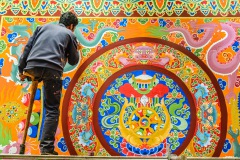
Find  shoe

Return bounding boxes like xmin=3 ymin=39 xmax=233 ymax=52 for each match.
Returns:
xmin=41 ymin=150 xmax=58 ymax=155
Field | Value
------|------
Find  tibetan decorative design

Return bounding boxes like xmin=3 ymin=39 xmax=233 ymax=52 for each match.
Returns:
xmin=62 ymin=38 xmax=227 ymax=157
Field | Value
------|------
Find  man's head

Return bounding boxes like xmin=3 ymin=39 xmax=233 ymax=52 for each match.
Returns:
xmin=59 ymin=12 xmax=78 ymax=32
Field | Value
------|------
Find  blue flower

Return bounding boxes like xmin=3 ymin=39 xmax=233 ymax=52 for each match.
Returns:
xmin=217 ymin=78 xmax=227 ymax=90
xmin=197 ymin=131 xmax=212 ymax=147
xmin=57 ymin=137 xmax=68 ymax=152
xmin=197 ymin=29 xmax=204 ymax=34
xmin=26 ymin=18 xmax=35 ymax=23
xmin=101 ymin=39 xmax=108 ymax=47
xmin=222 ymin=139 xmax=231 ymax=153
xmin=0 ymin=58 xmax=4 ymax=67
xmin=7 ymin=32 xmax=18 ymax=43
xmin=62 ymin=76 xmax=71 ymax=90
xmin=232 ymin=41 xmax=239 ymax=52
xmin=34 ymin=89 xmax=41 ymax=100
xmin=0 ymin=58 xmax=3 ymax=75
xmin=0 ymin=11 xmax=6 ymax=14
xmin=82 ymin=28 xmax=89 ymax=33
xmin=81 ymin=83 xmax=94 ymax=99
xmin=159 ymin=19 xmax=167 ymax=27
xmin=78 ymin=129 xmax=93 ymax=146
xmin=186 ymin=46 xmax=191 ymax=51
xmin=194 ymin=83 xmax=209 ymax=100
xmin=119 ymin=36 xmax=124 ymax=41
xmin=120 ymin=18 xmax=128 ymax=27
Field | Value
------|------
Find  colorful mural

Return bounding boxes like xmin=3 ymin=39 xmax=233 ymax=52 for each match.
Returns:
xmin=0 ymin=0 xmax=239 ymax=17
xmin=0 ymin=0 xmax=239 ymax=158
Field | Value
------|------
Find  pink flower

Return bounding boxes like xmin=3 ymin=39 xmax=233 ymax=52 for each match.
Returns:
xmin=1 ymin=27 xmax=6 ymax=36
xmin=235 ymin=75 xmax=240 ymax=87
xmin=91 ymin=61 xmax=103 ymax=73
xmin=38 ymin=18 xmax=47 ymax=23
xmin=21 ymin=93 xmax=30 ymax=106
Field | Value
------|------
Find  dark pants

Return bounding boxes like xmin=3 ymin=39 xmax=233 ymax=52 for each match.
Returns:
xmin=25 ymin=67 xmax=62 ymax=153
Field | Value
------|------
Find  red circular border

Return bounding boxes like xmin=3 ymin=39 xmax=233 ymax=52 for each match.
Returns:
xmin=62 ymin=37 xmax=227 ymax=156
xmin=93 ymin=65 xmax=197 ymax=156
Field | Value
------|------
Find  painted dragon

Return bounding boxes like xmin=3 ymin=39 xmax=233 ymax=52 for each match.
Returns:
xmin=153 ymin=21 xmax=240 ymax=103
xmin=5 ymin=21 xmax=121 ymax=88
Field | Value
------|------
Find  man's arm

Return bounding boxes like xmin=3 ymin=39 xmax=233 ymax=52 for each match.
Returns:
xmin=66 ymin=35 xmax=80 ymax=65
xmin=18 ymin=26 xmax=41 ymax=75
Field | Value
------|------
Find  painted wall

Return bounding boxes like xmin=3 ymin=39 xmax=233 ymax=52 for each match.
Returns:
xmin=0 ymin=0 xmax=239 ymax=157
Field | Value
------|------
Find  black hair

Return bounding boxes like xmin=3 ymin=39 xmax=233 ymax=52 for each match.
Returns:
xmin=59 ymin=12 xmax=78 ymax=27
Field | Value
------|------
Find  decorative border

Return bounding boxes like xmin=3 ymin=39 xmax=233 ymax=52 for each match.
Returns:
xmin=61 ymin=37 xmax=227 ymax=156
xmin=0 ymin=0 xmax=239 ymax=17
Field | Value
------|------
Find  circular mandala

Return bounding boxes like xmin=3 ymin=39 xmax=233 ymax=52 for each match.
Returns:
xmin=93 ymin=67 xmax=196 ymax=156
xmin=62 ymin=38 xmax=227 ymax=157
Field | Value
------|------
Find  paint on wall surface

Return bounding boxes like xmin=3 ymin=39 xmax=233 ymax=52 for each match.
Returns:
xmin=0 ymin=0 xmax=239 ymax=17
xmin=0 ymin=0 xmax=240 ymax=158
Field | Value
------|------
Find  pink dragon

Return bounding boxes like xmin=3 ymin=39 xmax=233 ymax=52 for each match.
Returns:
xmin=161 ymin=21 xmax=240 ymax=103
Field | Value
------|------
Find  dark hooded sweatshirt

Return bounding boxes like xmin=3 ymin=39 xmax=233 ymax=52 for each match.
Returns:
xmin=18 ymin=23 xmax=79 ymax=74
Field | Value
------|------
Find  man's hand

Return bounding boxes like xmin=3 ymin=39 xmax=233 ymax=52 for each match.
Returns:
xmin=19 ymin=73 xmax=27 ymax=81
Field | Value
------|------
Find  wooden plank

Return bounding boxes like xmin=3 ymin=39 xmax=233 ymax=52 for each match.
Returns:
xmin=0 ymin=155 xmax=168 ymax=160
xmin=1 ymin=154 xmax=240 ymax=160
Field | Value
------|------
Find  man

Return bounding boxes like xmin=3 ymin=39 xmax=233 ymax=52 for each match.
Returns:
xmin=18 ymin=12 xmax=80 ymax=155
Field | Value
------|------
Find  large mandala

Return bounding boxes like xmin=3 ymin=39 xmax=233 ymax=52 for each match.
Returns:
xmin=94 ymin=67 xmax=196 ymax=156
xmin=62 ymin=38 xmax=227 ymax=157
